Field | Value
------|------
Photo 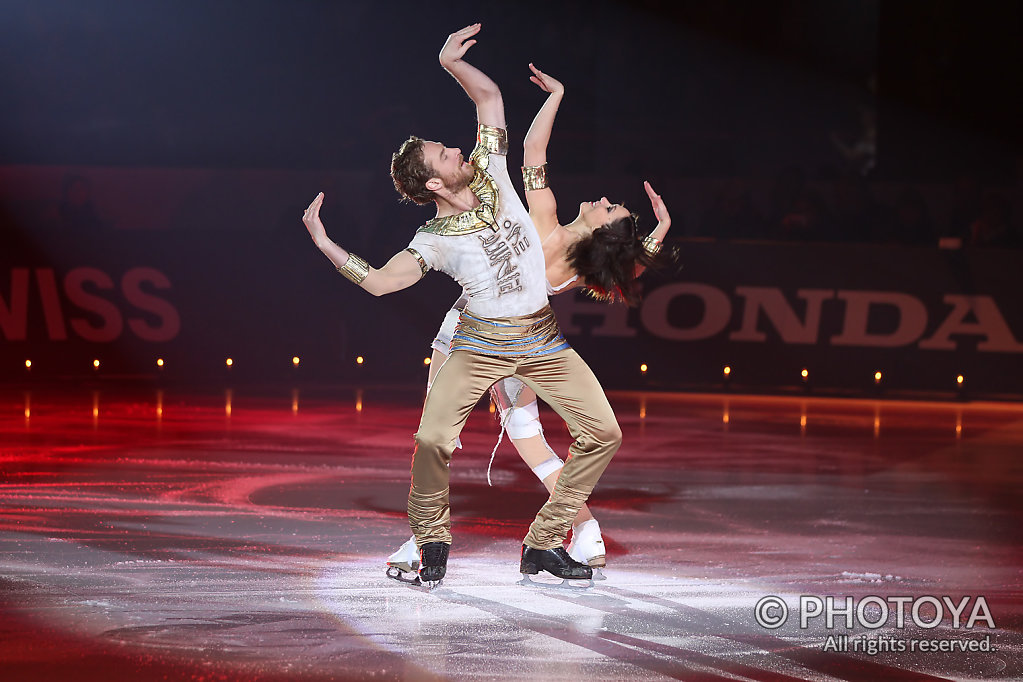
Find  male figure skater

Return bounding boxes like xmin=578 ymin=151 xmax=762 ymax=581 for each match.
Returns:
xmin=301 ymin=24 xmax=621 ymax=586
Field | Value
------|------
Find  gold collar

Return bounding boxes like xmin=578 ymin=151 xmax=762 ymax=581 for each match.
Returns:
xmin=418 ymin=145 xmax=500 ymax=236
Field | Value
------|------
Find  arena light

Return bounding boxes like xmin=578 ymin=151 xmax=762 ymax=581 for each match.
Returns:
xmin=226 ymin=358 xmax=234 ymax=368
xmin=955 ymin=373 xmax=966 ymax=401
xmin=640 ymin=363 xmax=648 ymax=373
xmin=292 ymin=356 xmax=301 ymax=367
xmin=93 ymin=359 xmax=100 ymax=370
xmin=874 ymin=371 xmax=882 ymax=384
xmin=25 ymin=359 xmax=31 ymax=370
xmin=800 ymin=368 xmax=809 ymax=381
xmin=424 ymin=357 xmax=431 ymax=366
xmin=356 ymin=356 xmax=364 ymax=365
xmin=723 ymin=365 xmax=731 ymax=378
xmin=157 ymin=358 xmax=165 ymax=368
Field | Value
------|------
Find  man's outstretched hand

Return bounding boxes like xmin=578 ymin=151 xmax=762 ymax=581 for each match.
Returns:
xmin=439 ymin=23 xmax=481 ymax=67
xmin=302 ymin=192 xmax=327 ymax=246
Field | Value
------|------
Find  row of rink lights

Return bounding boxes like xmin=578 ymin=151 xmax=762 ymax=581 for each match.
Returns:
xmin=21 ymin=385 xmax=368 ymax=423
xmin=20 ymin=356 xmax=424 ymax=370
xmin=717 ymin=399 xmax=965 ymax=440
xmin=17 ymin=357 xmax=970 ymax=389
xmin=19 ymin=389 xmax=968 ymax=442
xmin=18 ymin=378 xmax=967 ymax=442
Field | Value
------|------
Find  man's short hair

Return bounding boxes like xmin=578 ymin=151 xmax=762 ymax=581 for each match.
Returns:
xmin=391 ymin=136 xmax=436 ymax=205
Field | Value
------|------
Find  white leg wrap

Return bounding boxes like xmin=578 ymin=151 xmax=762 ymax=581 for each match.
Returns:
xmin=531 ymin=455 xmax=565 ymax=481
xmin=504 ymin=398 xmax=544 ymax=440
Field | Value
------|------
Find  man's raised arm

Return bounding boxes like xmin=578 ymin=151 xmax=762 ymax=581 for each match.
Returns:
xmin=438 ymin=24 xmax=505 ymax=129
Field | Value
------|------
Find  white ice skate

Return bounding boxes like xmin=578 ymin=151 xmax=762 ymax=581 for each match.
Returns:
xmin=567 ymin=519 xmax=606 ymax=580
xmin=385 ymin=536 xmax=420 ymax=583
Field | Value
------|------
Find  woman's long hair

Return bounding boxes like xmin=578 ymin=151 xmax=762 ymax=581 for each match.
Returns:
xmin=566 ymin=214 xmax=673 ymax=305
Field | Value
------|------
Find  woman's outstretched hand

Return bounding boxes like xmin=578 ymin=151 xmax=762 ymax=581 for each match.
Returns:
xmin=644 ymin=181 xmax=670 ymax=230
xmin=528 ymin=63 xmax=564 ymax=96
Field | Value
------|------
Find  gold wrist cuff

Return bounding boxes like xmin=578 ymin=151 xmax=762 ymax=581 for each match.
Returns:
xmin=337 ymin=253 xmax=370 ymax=284
xmin=642 ymin=236 xmax=663 ymax=257
xmin=521 ymin=163 xmax=549 ymax=191
xmin=477 ymin=124 xmax=509 ymax=155
xmin=405 ymin=247 xmax=429 ymax=278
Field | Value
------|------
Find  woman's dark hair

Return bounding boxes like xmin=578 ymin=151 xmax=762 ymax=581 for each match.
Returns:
xmin=390 ymin=136 xmax=436 ymax=205
xmin=566 ymin=213 xmax=672 ymax=305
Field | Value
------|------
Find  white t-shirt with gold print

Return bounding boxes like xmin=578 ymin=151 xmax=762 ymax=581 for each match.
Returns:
xmin=407 ymin=125 xmax=547 ymax=319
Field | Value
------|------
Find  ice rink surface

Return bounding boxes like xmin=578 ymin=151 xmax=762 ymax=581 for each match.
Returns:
xmin=1 ymin=386 xmax=1021 ymax=680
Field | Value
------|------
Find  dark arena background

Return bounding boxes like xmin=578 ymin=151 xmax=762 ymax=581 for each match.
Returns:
xmin=2 ymin=1 xmax=1022 ymax=680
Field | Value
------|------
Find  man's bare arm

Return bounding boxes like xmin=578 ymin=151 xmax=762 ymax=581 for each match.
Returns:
xmin=302 ymin=193 xmax=424 ymax=297
xmin=438 ymin=24 xmax=505 ymax=129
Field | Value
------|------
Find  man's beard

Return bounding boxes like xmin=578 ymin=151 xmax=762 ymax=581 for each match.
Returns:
xmin=442 ymin=165 xmax=473 ymax=194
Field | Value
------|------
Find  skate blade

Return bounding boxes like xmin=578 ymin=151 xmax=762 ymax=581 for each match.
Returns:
xmin=518 ymin=574 xmax=594 ymax=590
xmin=386 ymin=567 xmax=444 ymax=590
xmin=386 ymin=566 xmax=422 ymax=586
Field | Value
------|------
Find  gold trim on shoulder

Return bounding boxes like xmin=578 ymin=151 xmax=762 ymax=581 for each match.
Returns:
xmin=404 ymin=247 xmax=429 ymax=277
xmin=417 ymin=144 xmax=501 ymax=236
xmin=521 ymin=163 xmax=548 ymax=191
xmin=477 ymin=124 xmax=508 ymax=155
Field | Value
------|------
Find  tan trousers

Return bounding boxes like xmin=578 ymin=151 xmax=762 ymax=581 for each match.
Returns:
xmin=408 ymin=347 xmax=621 ymax=550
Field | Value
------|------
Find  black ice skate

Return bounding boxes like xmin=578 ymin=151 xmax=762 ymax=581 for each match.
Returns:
xmin=519 ymin=545 xmax=594 ymax=588
xmin=418 ymin=542 xmax=449 ymax=587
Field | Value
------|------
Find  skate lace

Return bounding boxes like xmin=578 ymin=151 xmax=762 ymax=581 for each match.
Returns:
xmin=486 ymin=382 xmax=524 ymax=486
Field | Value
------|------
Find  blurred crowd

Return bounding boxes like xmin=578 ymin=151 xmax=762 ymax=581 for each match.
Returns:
xmin=695 ymin=169 xmax=1019 ymax=248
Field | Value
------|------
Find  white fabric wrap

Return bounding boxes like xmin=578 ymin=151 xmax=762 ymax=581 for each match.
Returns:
xmin=531 ymin=455 xmax=565 ymax=481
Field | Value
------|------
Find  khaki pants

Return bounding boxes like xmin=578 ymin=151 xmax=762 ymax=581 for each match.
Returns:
xmin=408 ymin=347 xmax=621 ymax=550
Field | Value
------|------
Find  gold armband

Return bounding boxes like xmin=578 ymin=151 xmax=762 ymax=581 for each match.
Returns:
xmin=477 ymin=124 xmax=508 ymax=155
xmin=521 ymin=163 xmax=549 ymax=191
xmin=337 ymin=253 xmax=370 ymax=284
xmin=405 ymin=247 xmax=429 ymax=278
xmin=641 ymin=236 xmax=663 ymax=257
